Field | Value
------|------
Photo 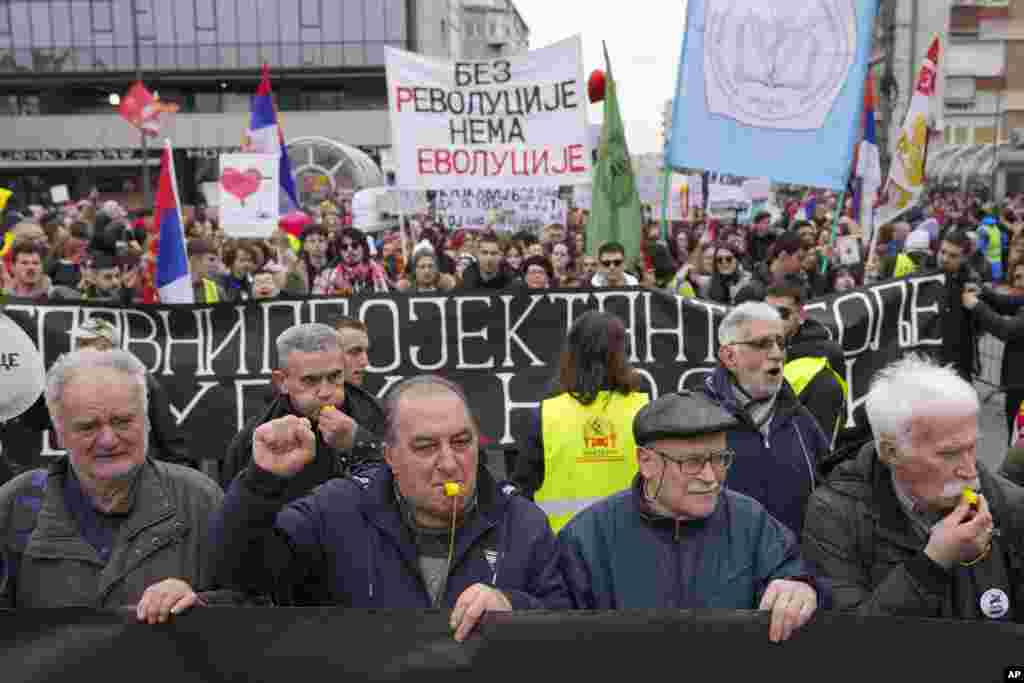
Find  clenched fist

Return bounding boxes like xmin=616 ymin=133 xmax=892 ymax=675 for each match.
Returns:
xmin=252 ymin=415 xmax=316 ymax=478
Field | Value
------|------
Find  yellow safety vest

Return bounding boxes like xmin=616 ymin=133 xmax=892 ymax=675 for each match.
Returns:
xmin=536 ymin=390 xmax=649 ymax=533
xmin=202 ymin=279 xmax=220 ymax=303
xmin=784 ymin=356 xmax=848 ymax=441
xmin=893 ymin=253 xmax=917 ymax=278
xmin=983 ymin=223 xmax=1002 ymax=267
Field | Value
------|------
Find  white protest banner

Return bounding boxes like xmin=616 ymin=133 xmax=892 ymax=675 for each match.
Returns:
xmin=742 ymin=178 xmax=772 ymax=202
xmin=708 ymin=184 xmax=750 ymax=212
xmin=218 ymin=154 xmax=279 ymax=239
xmin=386 ymin=36 xmax=591 ymax=189
xmin=574 ymin=185 xmax=593 ymax=210
xmin=435 ymin=187 xmax=567 ymax=231
xmin=380 ymin=189 xmax=427 ymax=215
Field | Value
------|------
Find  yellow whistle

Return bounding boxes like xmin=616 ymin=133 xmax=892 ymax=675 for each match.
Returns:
xmin=320 ymin=405 xmax=337 ymax=414
xmin=962 ymin=487 xmax=979 ymax=508
xmin=443 ymin=482 xmax=463 ymax=497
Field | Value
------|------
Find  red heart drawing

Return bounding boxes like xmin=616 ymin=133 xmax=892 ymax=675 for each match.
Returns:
xmin=221 ymin=168 xmax=265 ymax=206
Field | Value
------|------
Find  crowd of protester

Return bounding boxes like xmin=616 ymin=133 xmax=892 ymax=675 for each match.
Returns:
xmin=5 ymin=185 xmax=1024 ymax=647
xmin=4 ymin=188 xmax=1024 ymax=308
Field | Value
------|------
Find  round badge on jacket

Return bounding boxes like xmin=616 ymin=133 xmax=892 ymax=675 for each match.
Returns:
xmin=980 ymin=588 xmax=1010 ymax=619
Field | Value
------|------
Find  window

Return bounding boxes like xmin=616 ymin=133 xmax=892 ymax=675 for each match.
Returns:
xmin=92 ymin=0 xmax=113 ymax=32
xmin=0 ymin=2 xmax=9 ymax=35
xmin=301 ymin=0 xmax=321 ymax=27
xmin=195 ymin=0 xmax=216 ymax=31
xmin=955 ymin=127 xmax=969 ymax=145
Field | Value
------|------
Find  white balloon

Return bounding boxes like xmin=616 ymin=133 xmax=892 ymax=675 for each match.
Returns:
xmin=0 ymin=313 xmax=45 ymax=423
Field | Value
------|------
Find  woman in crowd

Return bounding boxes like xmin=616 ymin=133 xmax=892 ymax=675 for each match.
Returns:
xmin=395 ymin=245 xmax=456 ymax=292
xmin=219 ymin=241 xmax=259 ymax=303
xmin=706 ymin=242 xmax=751 ymax=305
xmin=521 ymin=255 xmax=555 ymax=290
xmin=512 ymin=310 xmax=649 ymax=532
xmin=550 ymin=241 xmax=579 ymax=287
xmin=504 ymin=242 xmax=524 ymax=275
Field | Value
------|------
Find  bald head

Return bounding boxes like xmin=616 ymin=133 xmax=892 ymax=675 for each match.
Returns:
xmin=383 ymin=376 xmax=477 ymax=445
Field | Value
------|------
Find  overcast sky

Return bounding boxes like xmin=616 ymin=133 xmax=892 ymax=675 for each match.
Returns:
xmin=512 ymin=0 xmax=688 ymax=155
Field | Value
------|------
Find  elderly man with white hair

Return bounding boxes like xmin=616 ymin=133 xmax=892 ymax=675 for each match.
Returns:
xmin=0 ymin=349 xmax=227 ymax=622
xmin=802 ymin=355 xmax=1024 ymax=621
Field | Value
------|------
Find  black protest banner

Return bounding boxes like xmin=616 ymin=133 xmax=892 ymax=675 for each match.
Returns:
xmin=1 ymin=275 xmax=944 ymax=471
xmin=0 ymin=607 xmax=1020 ymax=683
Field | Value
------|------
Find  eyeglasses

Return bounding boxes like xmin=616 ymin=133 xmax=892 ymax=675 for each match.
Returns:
xmin=730 ymin=335 xmax=786 ymax=352
xmin=773 ymin=306 xmax=795 ymax=320
xmin=341 ymin=243 xmax=361 ymax=252
xmin=648 ymin=448 xmax=735 ymax=475
xmin=716 ymin=255 xmax=735 ymax=264
xmin=601 ymin=258 xmax=624 ymax=267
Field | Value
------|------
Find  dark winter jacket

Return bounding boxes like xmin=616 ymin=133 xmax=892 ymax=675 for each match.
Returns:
xmin=219 ymin=385 xmax=385 ymax=502
xmin=0 ymin=458 xmax=226 ymax=607
xmin=802 ymin=443 xmax=1024 ymax=621
xmin=557 ymin=475 xmax=828 ymax=609
xmin=209 ymin=462 xmax=570 ymax=610
xmin=939 ymin=265 xmax=980 ymax=382
xmin=700 ymin=367 xmax=830 ymax=536
xmin=974 ymin=289 xmax=1024 ymax=391
xmin=459 ymin=262 xmax=518 ymax=290
xmin=786 ymin=318 xmax=846 ymax=455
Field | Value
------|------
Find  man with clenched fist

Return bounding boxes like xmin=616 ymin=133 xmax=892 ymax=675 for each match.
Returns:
xmin=210 ymin=376 xmax=569 ymax=641
xmin=220 ymin=323 xmax=384 ymax=503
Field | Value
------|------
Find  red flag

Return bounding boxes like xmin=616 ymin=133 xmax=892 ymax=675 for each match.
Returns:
xmin=117 ymin=81 xmax=179 ymax=137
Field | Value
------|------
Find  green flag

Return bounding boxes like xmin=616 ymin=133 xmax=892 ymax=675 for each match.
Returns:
xmin=587 ymin=50 xmax=643 ymax=269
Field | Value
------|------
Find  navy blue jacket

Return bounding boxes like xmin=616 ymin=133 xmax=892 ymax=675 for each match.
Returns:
xmin=557 ymin=476 xmax=829 ymax=609
xmin=210 ymin=462 xmax=570 ymax=610
xmin=701 ymin=367 xmax=830 ymax=536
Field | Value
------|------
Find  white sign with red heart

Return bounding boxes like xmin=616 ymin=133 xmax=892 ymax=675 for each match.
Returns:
xmin=219 ymin=153 xmax=279 ymax=238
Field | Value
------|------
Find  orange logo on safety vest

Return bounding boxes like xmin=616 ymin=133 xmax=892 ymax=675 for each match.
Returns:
xmin=580 ymin=416 xmax=621 ymax=463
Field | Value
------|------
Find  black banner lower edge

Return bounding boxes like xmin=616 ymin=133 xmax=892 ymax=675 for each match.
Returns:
xmin=0 ymin=608 xmax=1021 ymax=682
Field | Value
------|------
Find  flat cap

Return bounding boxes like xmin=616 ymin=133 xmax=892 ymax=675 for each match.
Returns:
xmin=633 ymin=390 xmax=739 ymax=445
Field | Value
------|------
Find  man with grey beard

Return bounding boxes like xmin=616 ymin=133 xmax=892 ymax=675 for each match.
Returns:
xmin=699 ymin=302 xmax=831 ymax=536
xmin=0 ymin=350 xmax=227 ymax=622
xmin=802 ymin=356 xmax=1024 ymax=622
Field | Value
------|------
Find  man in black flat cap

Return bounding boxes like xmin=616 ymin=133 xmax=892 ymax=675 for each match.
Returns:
xmin=557 ymin=391 xmax=827 ymax=643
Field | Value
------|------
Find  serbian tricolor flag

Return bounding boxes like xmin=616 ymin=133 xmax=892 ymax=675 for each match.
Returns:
xmin=153 ymin=141 xmax=193 ymax=304
xmin=244 ymin=64 xmax=300 ymax=211
xmin=118 ymin=81 xmax=178 ymax=137
xmin=856 ymin=70 xmax=883 ymax=206
xmin=797 ymin=192 xmax=817 ymax=221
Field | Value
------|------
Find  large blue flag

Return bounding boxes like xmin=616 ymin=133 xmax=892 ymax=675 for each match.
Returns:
xmin=668 ymin=1 xmax=879 ymax=190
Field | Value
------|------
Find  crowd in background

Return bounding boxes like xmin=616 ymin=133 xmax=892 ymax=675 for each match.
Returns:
xmin=3 ymin=187 xmax=1024 ymax=308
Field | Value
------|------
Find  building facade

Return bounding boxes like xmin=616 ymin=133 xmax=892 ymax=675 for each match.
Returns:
xmin=0 ymin=0 xmax=528 ymax=209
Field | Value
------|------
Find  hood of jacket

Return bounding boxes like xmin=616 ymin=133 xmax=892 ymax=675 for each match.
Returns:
xmin=788 ymin=318 xmax=844 ymax=371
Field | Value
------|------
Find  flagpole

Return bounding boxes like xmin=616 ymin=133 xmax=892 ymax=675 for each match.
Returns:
xmin=659 ymin=159 xmax=671 ymax=241
xmin=130 ymin=0 xmax=151 ymax=209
